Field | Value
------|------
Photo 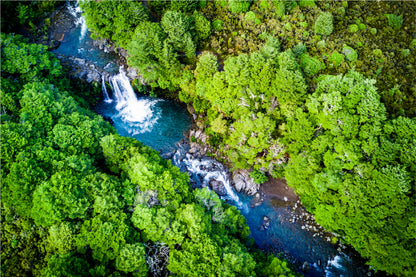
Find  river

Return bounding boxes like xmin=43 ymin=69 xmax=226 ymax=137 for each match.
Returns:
xmin=51 ymin=2 xmax=381 ymax=276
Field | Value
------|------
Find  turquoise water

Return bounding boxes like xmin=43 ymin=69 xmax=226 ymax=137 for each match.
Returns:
xmin=96 ymin=93 xmax=191 ymax=155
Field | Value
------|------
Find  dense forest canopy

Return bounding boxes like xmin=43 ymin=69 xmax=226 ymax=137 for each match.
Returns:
xmin=1 ymin=0 xmax=416 ymax=276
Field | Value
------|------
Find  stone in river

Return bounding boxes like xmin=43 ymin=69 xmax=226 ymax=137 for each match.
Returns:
xmin=209 ymin=179 xmax=227 ymax=196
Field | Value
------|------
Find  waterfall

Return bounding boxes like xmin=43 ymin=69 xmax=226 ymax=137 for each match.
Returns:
xmin=102 ymin=76 xmax=112 ymax=103
xmin=67 ymin=1 xmax=88 ymax=42
xmin=104 ymin=67 xmax=160 ymax=135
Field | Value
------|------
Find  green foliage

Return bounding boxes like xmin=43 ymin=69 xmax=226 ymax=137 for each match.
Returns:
xmin=245 ymin=11 xmax=256 ymax=21
xmin=284 ymin=71 xmax=416 ymax=276
xmin=182 ymin=47 xmax=305 ymax=172
xmin=260 ymin=256 xmax=298 ymax=277
xmin=79 ymin=0 xmax=150 ymax=48
xmin=192 ymin=11 xmax=211 ymax=40
xmin=227 ymin=0 xmax=251 ymax=14
xmin=273 ymin=1 xmax=286 ymax=17
xmin=348 ymin=24 xmax=359 ymax=33
xmin=126 ymin=21 xmax=181 ymax=91
xmin=212 ymin=19 xmax=224 ymax=31
xmin=330 ymin=51 xmax=345 ymax=67
xmin=385 ymin=13 xmax=403 ymax=30
xmin=161 ymin=11 xmax=196 ymax=58
xmin=115 ymin=243 xmax=147 ymax=275
xmin=298 ymin=1 xmax=315 ymax=7
xmin=1 ymin=1 xmax=58 ymax=34
xmin=342 ymin=45 xmax=358 ymax=62
xmin=250 ymin=170 xmax=269 ymax=184
xmin=300 ymin=54 xmax=325 ymax=76
xmin=314 ymin=12 xmax=334 ymax=36
xmin=292 ymin=43 xmax=306 ymax=57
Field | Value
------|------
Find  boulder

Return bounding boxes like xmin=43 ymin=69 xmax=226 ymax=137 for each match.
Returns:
xmin=126 ymin=67 xmax=138 ymax=79
xmin=232 ymin=169 xmax=259 ymax=195
xmin=209 ymin=179 xmax=227 ymax=196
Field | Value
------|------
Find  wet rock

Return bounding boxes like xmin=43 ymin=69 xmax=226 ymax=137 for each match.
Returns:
xmin=232 ymin=169 xmax=259 ymax=195
xmin=126 ymin=67 xmax=138 ymax=79
xmin=302 ymin=261 xmax=310 ymax=272
xmin=48 ymin=40 xmax=60 ymax=50
xmin=260 ymin=216 xmax=271 ymax=230
xmin=86 ymin=71 xmax=100 ymax=83
xmin=209 ymin=179 xmax=227 ymax=196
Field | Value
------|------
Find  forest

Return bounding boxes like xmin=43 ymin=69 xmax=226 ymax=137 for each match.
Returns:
xmin=1 ymin=1 xmax=415 ymax=276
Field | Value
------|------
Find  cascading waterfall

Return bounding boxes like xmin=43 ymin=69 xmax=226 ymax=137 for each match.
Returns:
xmin=103 ymin=67 xmax=160 ymax=135
xmin=67 ymin=1 xmax=87 ymax=42
xmin=102 ymin=75 xmax=112 ymax=103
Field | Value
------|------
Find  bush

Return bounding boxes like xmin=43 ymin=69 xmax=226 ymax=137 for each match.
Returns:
xmin=245 ymin=11 xmax=256 ymax=21
xmin=292 ymin=43 xmax=306 ymax=57
xmin=192 ymin=12 xmax=211 ymax=40
xmin=300 ymin=54 xmax=325 ymax=76
xmin=348 ymin=24 xmax=359 ymax=33
xmin=342 ymin=45 xmax=358 ymax=62
xmin=314 ymin=12 xmax=333 ymax=36
xmin=330 ymin=51 xmax=344 ymax=67
xmin=212 ymin=19 xmax=224 ymax=31
xmin=228 ymin=0 xmax=251 ymax=13
xmin=298 ymin=1 xmax=315 ymax=7
xmin=385 ymin=13 xmax=403 ymax=30
xmin=250 ymin=170 xmax=269 ymax=184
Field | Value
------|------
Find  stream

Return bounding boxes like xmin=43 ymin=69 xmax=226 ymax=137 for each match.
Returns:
xmin=51 ymin=2 xmax=379 ymax=276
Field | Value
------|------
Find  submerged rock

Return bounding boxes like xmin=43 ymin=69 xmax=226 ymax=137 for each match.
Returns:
xmin=250 ymin=193 xmax=264 ymax=208
xmin=260 ymin=215 xmax=271 ymax=230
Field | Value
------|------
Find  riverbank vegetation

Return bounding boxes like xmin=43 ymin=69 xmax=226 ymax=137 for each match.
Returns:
xmin=77 ymin=1 xmax=415 ymax=276
xmin=1 ymin=0 xmax=415 ymax=276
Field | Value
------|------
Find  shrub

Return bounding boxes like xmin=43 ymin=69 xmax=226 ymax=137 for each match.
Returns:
xmin=410 ymin=39 xmax=416 ymax=50
xmin=401 ymin=49 xmax=410 ymax=57
xmin=250 ymin=170 xmax=268 ymax=184
xmin=330 ymin=51 xmax=344 ymax=67
xmin=385 ymin=13 xmax=403 ymax=30
xmin=370 ymin=28 xmax=377 ymax=35
xmin=348 ymin=24 xmax=359 ymax=33
xmin=292 ymin=43 xmax=306 ymax=57
xmin=245 ymin=11 xmax=256 ymax=21
xmin=314 ymin=12 xmax=333 ymax=35
xmin=212 ymin=19 xmax=224 ymax=31
xmin=298 ymin=1 xmax=315 ymax=7
xmin=358 ymin=23 xmax=366 ymax=30
xmin=317 ymin=40 xmax=326 ymax=49
xmin=300 ymin=54 xmax=325 ymax=76
xmin=273 ymin=1 xmax=285 ymax=17
xmin=228 ymin=0 xmax=251 ymax=13
xmin=342 ymin=45 xmax=358 ymax=62
xmin=192 ymin=12 xmax=211 ymax=40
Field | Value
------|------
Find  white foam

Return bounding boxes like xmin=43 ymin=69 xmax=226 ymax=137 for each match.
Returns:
xmin=173 ymin=146 xmax=247 ymax=212
xmin=67 ymin=1 xmax=88 ymax=42
xmin=109 ymin=67 xmax=160 ymax=134
xmin=102 ymin=75 xmax=112 ymax=103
